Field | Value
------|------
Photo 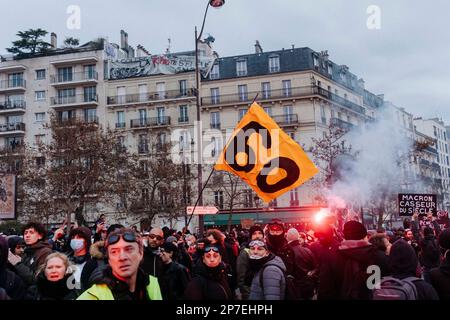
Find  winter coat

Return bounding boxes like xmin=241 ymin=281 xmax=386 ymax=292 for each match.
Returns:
xmin=419 ymin=236 xmax=440 ymax=269
xmin=177 ymin=244 xmax=193 ymax=272
xmin=236 ymin=247 xmax=251 ymax=299
xmin=159 ymin=261 xmax=191 ymax=300
xmin=14 ymin=240 xmax=53 ymax=286
xmin=318 ymin=240 xmax=389 ymax=300
xmin=389 ymin=239 xmax=439 ymax=300
xmin=26 ymin=272 xmax=78 ymax=300
xmin=142 ymin=246 xmax=164 ymax=278
xmin=0 ymin=236 xmax=26 ymax=300
xmin=430 ymin=254 xmax=450 ymax=300
xmin=249 ymin=255 xmax=286 ymax=300
xmin=183 ymin=260 xmax=233 ymax=300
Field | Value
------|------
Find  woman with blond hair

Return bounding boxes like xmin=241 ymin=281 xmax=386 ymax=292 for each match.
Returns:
xmin=27 ymin=252 xmax=79 ymax=300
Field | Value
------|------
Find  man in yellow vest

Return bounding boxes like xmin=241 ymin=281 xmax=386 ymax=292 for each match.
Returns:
xmin=77 ymin=228 xmax=162 ymax=300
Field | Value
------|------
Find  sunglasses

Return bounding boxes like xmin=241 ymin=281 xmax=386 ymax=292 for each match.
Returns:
xmin=204 ymin=246 xmax=220 ymax=253
xmin=149 ymin=234 xmax=163 ymax=241
xmin=106 ymin=232 xmax=137 ymax=247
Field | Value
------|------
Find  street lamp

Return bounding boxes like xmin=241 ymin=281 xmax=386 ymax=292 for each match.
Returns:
xmin=195 ymin=0 xmax=225 ymax=236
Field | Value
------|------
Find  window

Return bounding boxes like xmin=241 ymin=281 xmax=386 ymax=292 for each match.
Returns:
xmin=179 ymin=130 xmax=189 ymax=151
xmin=138 ymin=134 xmax=148 ymax=153
xmin=84 ymin=108 xmax=97 ymax=123
xmin=447 ymin=156 xmax=449 ymax=166
xmin=313 ymin=55 xmax=319 ymax=68
xmin=156 ymin=82 xmax=166 ymax=99
xmin=288 ymin=132 xmax=295 ymax=141
xmin=84 ymin=86 xmax=97 ymax=102
xmin=210 ymin=88 xmax=220 ymax=104
xmin=8 ymin=73 xmax=23 ymax=87
xmin=35 ymin=91 xmax=46 ymax=101
xmin=157 ymin=132 xmax=166 ymax=148
xmin=138 ymin=84 xmax=147 ymax=102
xmin=7 ymin=94 xmax=24 ymax=108
xmin=179 ymin=105 xmax=188 ymax=122
xmin=116 ymin=111 xmax=125 ymax=128
xmin=211 ymin=137 xmax=218 ymax=157
xmin=264 ymin=107 xmax=272 ymax=116
xmin=35 ymin=157 xmax=45 ymax=168
xmin=7 ymin=115 xmax=22 ymax=124
xmin=282 ymin=80 xmax=291 ymax=97
xmin=433 ymin=126 xmax=437 ymax=137
xmin=36 ymin=69 xmax=46 ymax=80
xmin=211 ymin=112 xmax=220 ymax=129
xmin=179 ymin=80 xmax=188 ymax=95
xmin=284 ymin=105 xmax=293 ymax=123
xmin=236 ymin=60 xmax=247 ymax=76
xmin=34 ymin=134 xmax=45 ymax=145
xmin=446 ymin=144 xmax=448 ymax=154
xmin=139 ymin=109 xmax=147 ymax=126
xmin=57 ymin=88 xmax=76 ymax=104
xmin=238 ymin=84 xmax=248 ymax=101
xmin=84 ymin=64 xmax=96 ymax=79
xmin=290 ymin=188 xmax=299 ymax=206
xmin=262 ymin=82 xmax=271 ymax=99
xmin=328 ymin=63 xmax=333 ymax=75
xmin=238 ymin=108 xmax=248 ymax=121
xmin=57 ymin=67 xmax=73 ymax=82
xmin=320 ymin=105 xmax=326 ymax=124
xmin=214 ymin=191 xmax=224 ymax=209
xmin=35 ymin=112 xmax=45 ymax=122
xmin=157 ymin=107 xmax=166 ymax=124
xmin=269 ymin=56 xmax=280 ymax=73
xmin=117 ymin=86 xmax=126 ymax=104
xmin=210 ymin=64 xmax=220 ymax=80
xmin=243 ymin=190 xmax=253 ymax=208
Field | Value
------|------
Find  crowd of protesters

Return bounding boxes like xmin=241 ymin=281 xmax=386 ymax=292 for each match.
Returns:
xmin=1 ymin=210 xmax=450 ymax=300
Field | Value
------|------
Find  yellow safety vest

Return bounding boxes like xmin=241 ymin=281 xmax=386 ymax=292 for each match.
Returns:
xmin=77 ymin=275 xmax=162 ymax=300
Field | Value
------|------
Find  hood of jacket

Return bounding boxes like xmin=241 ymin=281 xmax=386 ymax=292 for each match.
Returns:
xmin=262 ymin=255 xmax=286 ymax=273
xmin=338 ymin=240 xmax=376 ymax=264
xmin=0 ymin=236 xmax=8 ymax=269
xmin=90 ymin=241 xmax=105 ymax=259
xmin=389 ymin=239 xmax=418 ymax=278
xmin=25 ymin=240 xmax=52 ymax=254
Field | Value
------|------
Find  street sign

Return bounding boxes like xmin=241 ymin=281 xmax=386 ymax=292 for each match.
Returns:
xmin=186 ymin=206 xmax=219 ymax=215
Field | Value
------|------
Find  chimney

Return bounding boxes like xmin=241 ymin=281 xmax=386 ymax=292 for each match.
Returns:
xmin=377 ymin=94 xmax=385 ymax=100
xmin=120 ymin=30 xmax=129 ymax=51
xmin=291 ymin=44 xmax=295 ymax=50
xmin=320 ymin=50 xmax=329 ymax=61
xmin=51 ymin=32 xmax=57 ymax=49
xmin=254 ymin=40 xmax=263 ymax=54
xmin=357 ymin=78 xmax=365 ymax=89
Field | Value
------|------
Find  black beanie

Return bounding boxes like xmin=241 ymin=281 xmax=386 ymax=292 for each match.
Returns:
xmin=8 ymin=236 xmax=25 ymax=252
xmin=439 ymin=228 xmax=450 ymax=250
xmin=249 ymin=225 xmax=263 ymax=238
xmin=343 ymin=220 xmax=367 ymax=240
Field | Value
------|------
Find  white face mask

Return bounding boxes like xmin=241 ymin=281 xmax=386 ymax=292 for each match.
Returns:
xmin=143 ymin=239 xmax=149 ymax=247
xmin=70 ymin=239 xmax=85 ymax=251
xmin=249 ymin=254 xmax=264 ymax=260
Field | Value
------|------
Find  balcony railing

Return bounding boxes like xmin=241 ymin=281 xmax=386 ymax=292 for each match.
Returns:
xmin=0 ymin=79 xmax=26 ymax=89
xmin=272 ymin=114 xmax=299 ymax=125
xmin=130 ymin=116 xmax=171 ymax=128
xmin=107 ymin=88 xmax=195 ymax=105
xmin=56 ymin=116 xmax=98 ymax=125
xmin=0 ymin=122 xmax=25 ymax=132
xmin=115 ymin=122 xmax=126 ymax=129
xmin=0 ymin=143 xmax=24 ymax=153
xmin=178 ymin=116 xmax=189 ymax=123
xmin=210 ymin=122 xmax=221 ymax=129
xmin=138 ymin=144 xmax=149 ymax=154
xmin=202 ymin=85 xmax=366 ymax=115
xmin=50 ymin=71 xmax=98 ymax=84
xmin=51 ymin=94 xmax=98 ymax=106
xmin=0 ymin=100 xmax=26 ymax=110
xmin=330 ymin=117 xmax=355 ymax=131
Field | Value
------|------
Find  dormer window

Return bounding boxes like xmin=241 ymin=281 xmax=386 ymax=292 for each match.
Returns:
xmin=269 ymin=55 xmax=280 ymax=73
xmin=210 ymin=64 xmax=220 ymax=80
xmin=236 ymin=60 xmax=247 ymax=76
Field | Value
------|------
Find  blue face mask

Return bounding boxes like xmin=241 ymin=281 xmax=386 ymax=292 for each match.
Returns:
xmin=70 ymin=238 xmax=85 ymax=251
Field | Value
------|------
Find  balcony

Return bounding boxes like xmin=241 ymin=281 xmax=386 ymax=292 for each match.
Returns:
xmin=50 ymin=94 xmax=98 ymax=107
xmin=330 ymin=117 xmax=355 ymax=131
xmin=178 ymin=116 xmax=189 ymax=123
xmin=0 ymin=100 xmax=26 ymax=114
xmin=50 ymin=71 xmax=98 ymax=86
xmin=201 ymin=85 xmax=366 ymax=116
xmin=130 ymin=116 xmax=171 ymax=129
xmin=56 ymin=116 xmax=99 ymax=126
xmin=210 ymin=122 xmax=221 ymax=130
xmin=107 ymin=88 xmax=195 ymax=106
xmin=432 ymin=163 xmax=441 ymax=171
xmin=272 ymin=114 xmax=299 ymax=126
xmin=0 ymin=143 xmax=24 ymax=154
xmin=138 ymin=144 xmax=149 ymax=154
xmin=0 ymin=79 xmax=26 ymax=93
xmin=0 ymin=122 xmax=25 ymax=135
xmin=115 ymin=122 xmax=126 ymax=129
xmin=420 ymin=159 xmax=431 ymax=167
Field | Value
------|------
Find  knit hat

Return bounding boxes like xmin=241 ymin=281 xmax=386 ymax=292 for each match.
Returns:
xmin=7 ymin=235 xmax=25 ymax=252
xmin=438 ymin=228 xmax=450 ymax=250
xmin=249 ymin=225 xmax=264 ymax=238
xmin=286 ymin=228 xmax=300 ymax=243
xmin=162 ymin=241 xmax=178 ymax=254
xmin=343 ymin=220 xmax=367 ymax=240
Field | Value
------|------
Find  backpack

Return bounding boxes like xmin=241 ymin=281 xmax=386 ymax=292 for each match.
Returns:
xmin=340 ymin=257 xmax=371 ymax=299
xmin=372 ymin=276 xmax=420 ymax=300
xmin=259 ymin=264 xmax=300 ymax=300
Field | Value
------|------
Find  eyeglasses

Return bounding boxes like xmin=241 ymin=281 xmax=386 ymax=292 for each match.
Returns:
xmin=204 ymin=246 xmax=220 ymax=253
xmin=149 ymin=234 xmax=163 ymax=241
xmin=106 ymin=231 xmax=137 ymax=247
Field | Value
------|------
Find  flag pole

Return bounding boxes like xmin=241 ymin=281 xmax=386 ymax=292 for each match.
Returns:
xmin=186 ymin=94 xmax=259 ymax=231
xmin=186 ymin=167 xmax=215 ymax=229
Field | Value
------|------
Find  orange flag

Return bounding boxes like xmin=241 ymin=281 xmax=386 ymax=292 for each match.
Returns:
xmin=214 ymin=102 xmax=319 ymax=202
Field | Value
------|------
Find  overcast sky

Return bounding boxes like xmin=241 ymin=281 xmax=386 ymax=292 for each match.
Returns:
xmin=1 ymin=0 xmax=449 ymax=123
